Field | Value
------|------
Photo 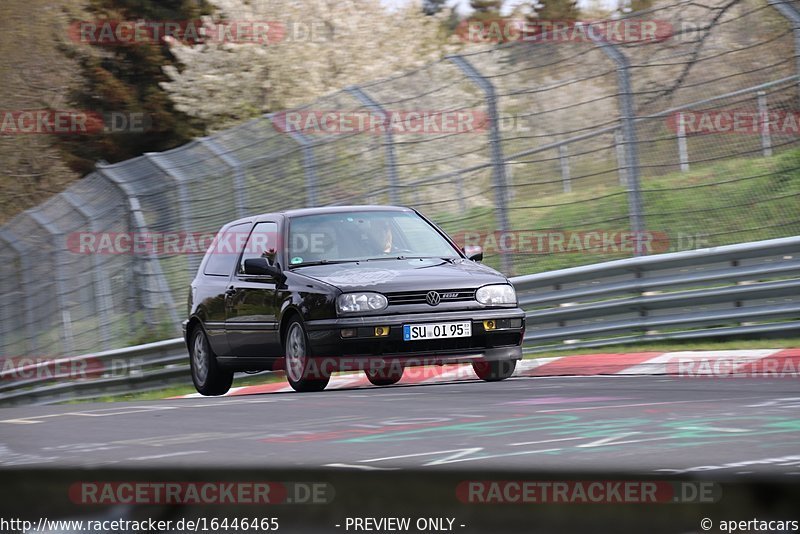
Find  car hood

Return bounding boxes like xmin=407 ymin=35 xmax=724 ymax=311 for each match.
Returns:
xmin=290 ymin=258 xmax=508 ymax=292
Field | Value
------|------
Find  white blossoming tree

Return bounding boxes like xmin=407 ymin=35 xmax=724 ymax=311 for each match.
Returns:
xmin=162 ymin=0 xmax=455 ymax=129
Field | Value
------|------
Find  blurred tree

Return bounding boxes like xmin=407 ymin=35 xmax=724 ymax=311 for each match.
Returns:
xmin=469 ymin=0 xmax=504 ymax=21
xmin=161 ymin=0 xmax=455 ymax=129
xmin=58 ymin=0 xmax=210 ymax=174
xmin=423 ymin=0 xmax=449 ymax=15
xmin=526 ymin=0 xmax=580 ymax=21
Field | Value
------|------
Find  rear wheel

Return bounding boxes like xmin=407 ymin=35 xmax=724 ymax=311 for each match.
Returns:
xmin=472 ymin=359 xmax=516 ymax=382
xmin=365 ymin=367 xmax=404 ymax=386
xmin=284 ymin=319 xmax=330 ymax=392
xmin=190 ymin=327 xmax=234 ymax=395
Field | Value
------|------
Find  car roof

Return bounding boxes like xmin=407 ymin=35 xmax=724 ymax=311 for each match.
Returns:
xmin=223 ymin=205 xmax=415 ymax=227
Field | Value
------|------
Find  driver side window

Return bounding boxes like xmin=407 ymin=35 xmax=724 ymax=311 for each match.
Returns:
xmin=239 ymin=222 xmax=279 ymax=273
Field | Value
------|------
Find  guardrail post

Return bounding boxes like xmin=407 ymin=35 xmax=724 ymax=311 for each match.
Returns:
xmin=0 ymin=229 xmax=38 ymax=354
xmin=448 ymin=54 xmax=513 ymax=274
xmin=97 ymin=165 xmax=181 ymax=335
xmin=346 ymin=86 xmax=400 ymax=205
xmin=558 ymin=145 xmax=572 ymax=193
xmin=27 ymin=208 xmax=75 ymax=355
xmin=757 ymin=91 xmax=773 ymax=157
xmin=200 ymin=137 xmax=248 ymax=219
xmin=677 ymin=112 xmax=690 ymax=172
xmin=586 ymin=30 xmax=646 ymax=256
xmin=266 ymin=113 xmax=319 ymax=207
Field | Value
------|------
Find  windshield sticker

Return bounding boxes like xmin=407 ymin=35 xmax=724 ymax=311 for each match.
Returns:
xmin=291 ymin=256 xmax=303 ymax=264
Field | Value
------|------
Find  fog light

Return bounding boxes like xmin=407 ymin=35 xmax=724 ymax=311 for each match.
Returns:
xmin=341 ymin=328 xmax=357 ymax=338
xmin=374 ymin=326 xmax=390 ymax=337
xmin=483 ymin=320 xmax=497 ymax=331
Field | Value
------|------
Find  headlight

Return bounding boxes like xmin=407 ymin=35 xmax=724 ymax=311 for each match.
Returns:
xmin=337 ymin=292 xmax=388 ymax=314
xmin=475 ymin=284 xmax=516 ymax=305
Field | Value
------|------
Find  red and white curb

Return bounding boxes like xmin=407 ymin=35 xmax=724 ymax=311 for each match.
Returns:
xmin=174 ymin=348 xmax=799 ymax=399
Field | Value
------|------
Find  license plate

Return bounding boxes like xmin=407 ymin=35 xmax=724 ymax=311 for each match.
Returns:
xmin=403 ymin=321 xmax=471 ymax=341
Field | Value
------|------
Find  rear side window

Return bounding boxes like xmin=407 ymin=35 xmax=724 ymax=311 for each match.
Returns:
xmin=203 ymin=223 xmax=251 ymax=276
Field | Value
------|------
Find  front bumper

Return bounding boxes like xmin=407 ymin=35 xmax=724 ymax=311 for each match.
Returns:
xmin=303 ymin=308 xmax=525 ymax=367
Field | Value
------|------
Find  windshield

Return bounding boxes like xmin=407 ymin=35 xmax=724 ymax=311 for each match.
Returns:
xmin=287 ymin=210 xmax=460 ymax=266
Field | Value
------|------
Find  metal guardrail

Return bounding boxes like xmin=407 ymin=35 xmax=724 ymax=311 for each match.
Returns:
xmin=516 ymin=235 xmax=800 ymax=352
xmin=0 ymin=338 xmax=188 ymax=406
xmin=0 ymin=236 xmax=797 ymax=406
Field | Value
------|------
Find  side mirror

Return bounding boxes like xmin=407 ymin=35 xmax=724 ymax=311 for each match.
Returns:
xmin=243 ymin=258 xmax=282 ymax=278
xmin=463 ymin=245 xmax=483 ymax=262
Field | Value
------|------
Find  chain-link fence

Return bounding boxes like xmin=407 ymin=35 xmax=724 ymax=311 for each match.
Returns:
xmin=2 ymin=0 xmax=800 ymax=357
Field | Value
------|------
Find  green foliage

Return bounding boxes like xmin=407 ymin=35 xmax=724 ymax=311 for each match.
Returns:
xmin=436 ymin=148 xmax=800 ymax=276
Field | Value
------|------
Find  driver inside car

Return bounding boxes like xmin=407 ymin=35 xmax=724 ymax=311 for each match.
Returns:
xmin=367 ymin=219 xmax=395 ymax=255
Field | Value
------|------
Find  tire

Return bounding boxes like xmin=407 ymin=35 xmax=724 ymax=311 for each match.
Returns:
xmin=365 ymin=367 xmax=404 ymax=386
xmin=472 ymin=359 xmax=517 ymax=382
xmin=190 ymin=326 xmax=234 ymax=396
xmin=284 ymin=318 xmax=330 ymax=392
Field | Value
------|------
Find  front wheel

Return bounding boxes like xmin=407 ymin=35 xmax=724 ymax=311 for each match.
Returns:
xmin=284 ymin=319 xmax=330 ymax=392
xmin=190 ymin=327 xmax=233 ymax=395
xmin=472 ymin=359 xmax=516 ymax=382
xmin=365 ymin=367 xmax=404 ymax=386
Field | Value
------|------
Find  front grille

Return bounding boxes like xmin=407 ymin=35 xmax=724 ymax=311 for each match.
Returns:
xmin=386 ymin=288 xmax=476 ymax=306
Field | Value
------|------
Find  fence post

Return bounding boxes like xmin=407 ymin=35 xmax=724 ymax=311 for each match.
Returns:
xmin=586 ymin=31 xmax=646 ymax=256
xmin=0 ymin=229 xmax=38 ymax=354
xmin=62 ymin=191 xmax=115 ymax=351
xmin=26 ymin=208 xmax=75 ymax=356
xmin=558 ymin=145 xmax=572 ymax=193
xmin=768 ymin=0 xmax=800 ymax=97
xmin=757 ymin=91 xmax=773 ymax=157
xmin=266 ymin=113 xmax=319 ymax=207
xmin=346 ymin=86 xmax=400 ymax=205
xmin=97 ymin=165 xmax=181 ymax=335
xmin=677 ymin=112 xmax=690 ymax=172
xmin=200 ymin=137 xmax=248 ymax=219
xmin=448 ymin=54 xmax=513 ymax=274
xmin=614 ymin=129 xmax=628 ymax=187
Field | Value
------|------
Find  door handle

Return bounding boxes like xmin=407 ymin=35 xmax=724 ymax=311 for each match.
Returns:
xmin=225 ymin=287 xmax=237 ymax=297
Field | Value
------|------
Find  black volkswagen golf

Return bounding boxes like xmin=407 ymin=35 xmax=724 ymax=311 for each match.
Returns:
xmin=184 ymin=206 xmax=525 ymax=395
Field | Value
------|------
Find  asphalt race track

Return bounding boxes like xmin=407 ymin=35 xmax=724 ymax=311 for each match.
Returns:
xmin=2 ymin=375 xmax=799 ymax=473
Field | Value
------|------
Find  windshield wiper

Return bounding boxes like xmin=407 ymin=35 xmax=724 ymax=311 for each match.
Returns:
xmin=289 ymin=259 xmax=362 ymax=268
xmin=361 ymin=256 xmax=459 ymax=262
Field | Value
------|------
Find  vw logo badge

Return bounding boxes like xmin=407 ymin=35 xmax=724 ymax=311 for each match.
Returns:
xmin=426 ymin=291 xmax=441 ymax=306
